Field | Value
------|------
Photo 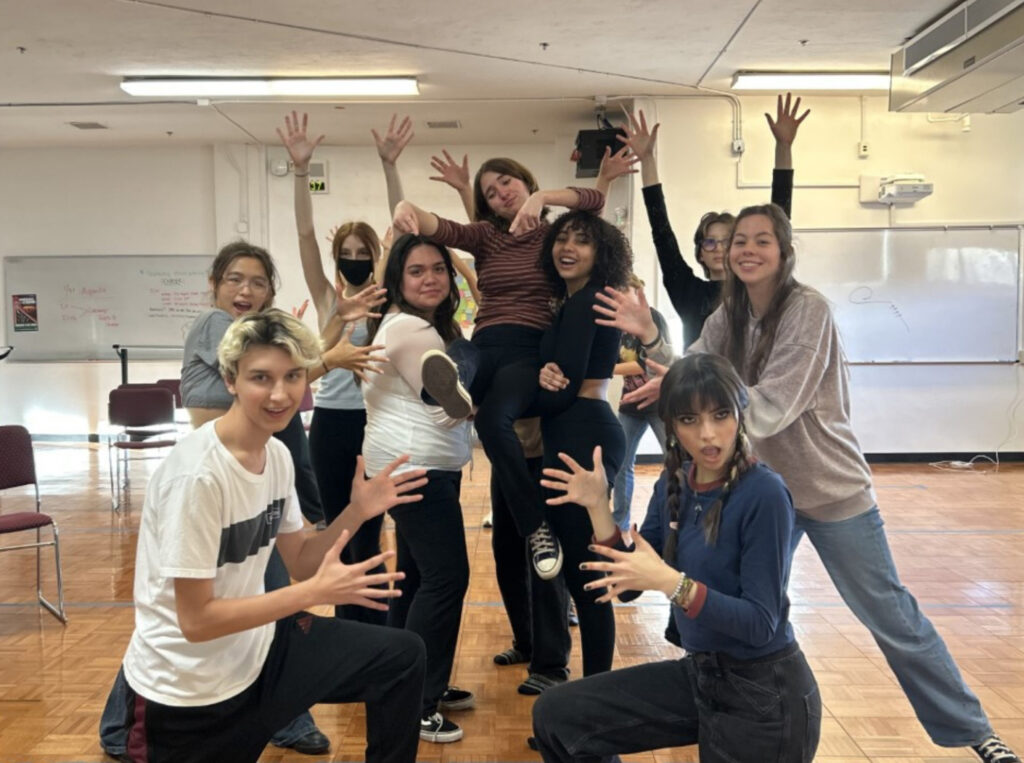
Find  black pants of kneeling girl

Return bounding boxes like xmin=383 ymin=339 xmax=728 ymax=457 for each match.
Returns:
xmin=533 ymin=641 xmax=821 ymax=763
xmin=538 ymin=397 xmax=625 ymax=677
xmin=387 ymin=470 xmax=469 ymax=717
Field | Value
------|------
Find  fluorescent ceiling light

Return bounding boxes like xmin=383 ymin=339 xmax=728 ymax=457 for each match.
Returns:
xmin=120 ymin=77 xmax=419 ymax=97
xmin=732 ymin=72 xmax=890 ymax=91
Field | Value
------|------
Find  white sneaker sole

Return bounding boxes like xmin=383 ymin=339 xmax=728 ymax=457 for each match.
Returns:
xmin=419 ymin=726 xmax=464 ymax=743
xmin=421 ymin=349 xmax=472 ymax=419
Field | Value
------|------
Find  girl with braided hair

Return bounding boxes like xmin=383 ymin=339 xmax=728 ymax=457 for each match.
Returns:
xmin=531 ymin=352 xmax=820 ymax=763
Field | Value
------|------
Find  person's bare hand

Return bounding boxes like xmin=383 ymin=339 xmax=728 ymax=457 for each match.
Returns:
xmin=766 ymin=92 xmax=810 ymax=146
xmin=540 ymin=446 xmax=608 ymax=513
xmin=618 ymin=108 xmax=660 ymax=161
xmin=276 ymin=111 xmax=324 ymax=169
xmin=581 ymin=531 xmax=679 ymax=604
xmin=322 ymin=323 xmax=387 ymax=383
xmin=539 ymin=362 xmax=568 ymax=392
xmin=429 ymin=150 xmax=470 ymax=192
xmin=371 ymin=114 xmax=414 ymax=165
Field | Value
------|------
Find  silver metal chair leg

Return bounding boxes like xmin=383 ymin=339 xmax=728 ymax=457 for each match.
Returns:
xmin=37 ymin=521 xmax=66 ymax=624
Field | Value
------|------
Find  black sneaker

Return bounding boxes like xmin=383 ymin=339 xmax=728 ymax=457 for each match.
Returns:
xmin=528 ymin=521 xmax=563 ymax=580
xmin=517 ymin=672 xmax=567 ymax=696
xmin=420 ymin=712 xmax=463 ymax=743
xmin=421 ymin=349 xmax=472 ymax=419
xmin=438 ymin=685 xmax=475 ymax=711
xmin=272 ymin=728 xmax=331 ymax=755
xmin=493 ymin=646 xmax=530 ymax=666
xmin=972 ymin=735 xmax=1021 ymax=763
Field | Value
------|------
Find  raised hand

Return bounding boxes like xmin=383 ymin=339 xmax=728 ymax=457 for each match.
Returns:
xmin=311 ymin=530 xmax=405 ymax=610
xmin=541 ymin=447 xmax=609 ymax=512
xmin=335 ymin=282 xmax=388 ymax=322
xmin=581 ymin=530 xmax=679 ymax=604
xmin=597 ymin=145 xmax=640 ymax=185
xmin=593 ymin=286 xmax=658 ymax=343
xmin=322 ymin=322 xmax=387 ymax=383
xmin=539 ymin=362 xmax=568 ymax=392
xmin=618 ymin=108 xmax=660 ymax=161
xmin=509 ymin=191 xmax=545 ymax=236
xmin=372 ymin=114 xmax=414 ymax=166
xmin=766 ymin=92 xmax=810 ymax=146
xmin=291 ymin=299 xmax=309 ymax=321
xmin=349 ymin=455 xmax=428 ymax=522
xmin=276 ymin=111 xmax=324 ymax=168
xmin=429 ymin=150 xmax=470 ymax=191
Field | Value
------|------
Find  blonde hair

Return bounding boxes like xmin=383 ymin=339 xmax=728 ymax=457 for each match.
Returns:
xmin=217 ymin=308 xmax=320 ymax=381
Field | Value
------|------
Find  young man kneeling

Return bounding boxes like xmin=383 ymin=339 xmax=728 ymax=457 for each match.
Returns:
xmin=114 ymin=309 xmax=427 ymax=763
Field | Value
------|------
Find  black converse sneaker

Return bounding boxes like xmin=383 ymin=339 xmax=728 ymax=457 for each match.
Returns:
xmin=528 ymin=521 xmax=563 ymax=580
xmin=420 ymin=712 xmax=463 ymax=743
xmin=438 ymin=685 xmax=475 ymax=711
xmin=972 ymin=735 xmax=1021 ymax=763
xmin=421 ymin=349 xmax=472 ymax=419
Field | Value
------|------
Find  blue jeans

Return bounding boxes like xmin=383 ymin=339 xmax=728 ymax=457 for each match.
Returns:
xmin=611 ymin=410 xmax=666 ymax=531
xmin=793 ymin=507 xmax=991 ymax=747
xmin=99 ymin=548 xmax=321 ymax=754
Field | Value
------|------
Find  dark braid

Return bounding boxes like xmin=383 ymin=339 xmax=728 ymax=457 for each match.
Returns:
xmin=661 ymin=436 xmax=686 ymax=564
xmin=701 ymin=425 xmax=753 ymax=545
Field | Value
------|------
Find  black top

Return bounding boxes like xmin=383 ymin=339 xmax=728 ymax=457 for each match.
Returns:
xmin=536 ymin=282 xmax=621 ymax=416
xmin=644 ymin=168 xmax=794 ymax=349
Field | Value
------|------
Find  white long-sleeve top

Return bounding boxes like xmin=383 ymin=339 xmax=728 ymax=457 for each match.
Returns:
xmin=361 ymin=311 xmax=471 ymax=476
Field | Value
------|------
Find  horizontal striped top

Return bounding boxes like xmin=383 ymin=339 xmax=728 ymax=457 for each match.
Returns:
xmin=431 ymin=187 xmax=604 ymax=332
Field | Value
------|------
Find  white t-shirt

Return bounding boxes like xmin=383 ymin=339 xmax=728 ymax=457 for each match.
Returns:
xmin=122 ymin=421 xmax=303 ymax=707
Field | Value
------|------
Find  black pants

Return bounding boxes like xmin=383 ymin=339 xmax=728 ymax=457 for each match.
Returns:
xmin=272 ymin=412 xmax=324 ymax=526
xmin=469 ymin=325 xmax=547 ymax=537
xmin=308 ymin=406 xmax=385 ymax=624
xmin=533 ymin=642 xmax=821 ymax=763
xmin=491 ymin=456 xmax=571 ymax=677
xmin=121 ymin=615 xmax=425 ymax=763
xmin=387 ymin=470 xmax=469 ymax=716
xmin=539 ymin=398 xmax=625 ymax=677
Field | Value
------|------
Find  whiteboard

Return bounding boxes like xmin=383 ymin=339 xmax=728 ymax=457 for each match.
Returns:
xmin=792 ymin=227 xmax=1020 ymax=363
xmin=4 ymin=255 xmax=211 ymax=361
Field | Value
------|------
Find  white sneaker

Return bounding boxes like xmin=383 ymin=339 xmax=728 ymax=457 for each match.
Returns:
xmin=528 ymin=521 xmax=563 ymax=580
xmin=421 ymin=349 xmax=472 ymax=419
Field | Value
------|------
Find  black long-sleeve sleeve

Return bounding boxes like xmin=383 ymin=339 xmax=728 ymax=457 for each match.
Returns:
xmin=771 ymin=168 xmax=794 ymax=219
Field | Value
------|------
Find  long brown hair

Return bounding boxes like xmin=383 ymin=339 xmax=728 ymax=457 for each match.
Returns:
xmin=721 ymin=203 xmax=798 ymax=384
xmin=330 ymin=222 xmax=382 ymax=269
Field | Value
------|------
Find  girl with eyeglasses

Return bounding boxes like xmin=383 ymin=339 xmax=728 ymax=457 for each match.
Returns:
xmin=532 ymin=352 xmax=820 ymax=763
xmin=620 ymin=94 xmax=808 ymax=348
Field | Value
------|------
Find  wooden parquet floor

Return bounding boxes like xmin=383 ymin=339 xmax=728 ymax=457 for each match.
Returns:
xmin=1 ymin=442 xmax=1023 ymax=762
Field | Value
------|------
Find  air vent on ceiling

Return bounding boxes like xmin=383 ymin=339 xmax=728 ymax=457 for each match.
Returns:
xmin=426 ymin=120 xmax=461 ymax=129
xmin=891 ymin=0 xmax=1024 ymax=113
xmin=68 ymin=121 xmax=108 ymax=130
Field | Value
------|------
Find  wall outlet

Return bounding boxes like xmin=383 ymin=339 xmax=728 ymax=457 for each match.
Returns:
xmin=731 ymin=138 xmax=745 ymax=155
xmin=858 ymin=141 xmax=870 ymax=158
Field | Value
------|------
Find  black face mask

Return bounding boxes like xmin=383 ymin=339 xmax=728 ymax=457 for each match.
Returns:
xmin=337 ymin=258 xmax=373 ymax=285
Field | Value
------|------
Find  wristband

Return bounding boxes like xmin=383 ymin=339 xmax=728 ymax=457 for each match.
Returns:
xmin=668 ymin=572 xmax=694 ymax=609
xmin=641 ymin=329 xmax=662 ymax=350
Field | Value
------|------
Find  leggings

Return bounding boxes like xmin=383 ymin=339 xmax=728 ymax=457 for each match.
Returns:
xmin=539 ymin=397 xmax=625 ymax=677
xmin=308 ymin=406 xmax=385 ymax=625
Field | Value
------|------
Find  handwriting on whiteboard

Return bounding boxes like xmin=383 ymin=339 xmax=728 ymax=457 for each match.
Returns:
xmin=848 ymin=286 xmax=909 ymax=332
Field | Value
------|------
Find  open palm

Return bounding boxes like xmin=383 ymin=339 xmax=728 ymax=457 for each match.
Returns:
xmin=277 ymin=111 xmax=323 ymax=166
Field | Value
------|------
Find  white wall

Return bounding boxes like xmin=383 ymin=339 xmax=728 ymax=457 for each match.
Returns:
xmin=2 ymin=96 xmax=1023 ymax=454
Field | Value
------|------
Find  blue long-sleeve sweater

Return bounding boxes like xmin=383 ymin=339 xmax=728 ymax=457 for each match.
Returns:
xmin=628 ymin=463 xmax=796 ymax=659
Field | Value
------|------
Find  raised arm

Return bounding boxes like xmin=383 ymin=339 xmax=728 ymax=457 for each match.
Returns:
xmin=594 ymin=144 xmax=639 ymax=198
xmin=277 ymin=111 xmax=334 ymax=320
xmin=372 ymin=114 xmax=414 ymax=214
xmin=765 ymin=93 xmax=809 ymax=219
xmin=509 ymin=186 xmax=605 ymax=236
xmin=429 ymin=149 xmax=475 ymax=219
xmin=619 ymin=108 xmax=660 ymax=188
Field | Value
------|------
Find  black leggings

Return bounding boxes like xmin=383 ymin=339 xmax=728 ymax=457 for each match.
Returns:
xmin=308 ymin=406 xmax=385 ymax=625
xmin=387 ymin=470 xmax=469 ymax=716
xmin=469 ymin=325 xmax=547 ymax=537
xmin=539 ymin=398 xmax=625 ymax=677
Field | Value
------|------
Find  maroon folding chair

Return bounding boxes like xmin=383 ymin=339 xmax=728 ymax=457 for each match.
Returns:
xmin=108 ymin=386 xmax=177 ymax=511
xmin=0 ymin=425 xmax=66 ymax=623
xmin=154 ymin=378 xmax=182 ymax=409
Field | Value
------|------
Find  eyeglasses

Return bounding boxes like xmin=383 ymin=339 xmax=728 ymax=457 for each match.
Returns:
xmin=223 ymin=274 xmax=270 ymax=293
xmin=701 ymin=238 xmax=729 ymax=252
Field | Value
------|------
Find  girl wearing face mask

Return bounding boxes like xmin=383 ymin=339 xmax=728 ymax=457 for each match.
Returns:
xmin=279 ymin=112 xmax=393 ymax=625
xmin=531 ymin=353 xmax=819 ymax=763
xmin=362 ymin=234 xmax=474 ymax=744
xmin=391 ymin=160 xmax=606 ymax=585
